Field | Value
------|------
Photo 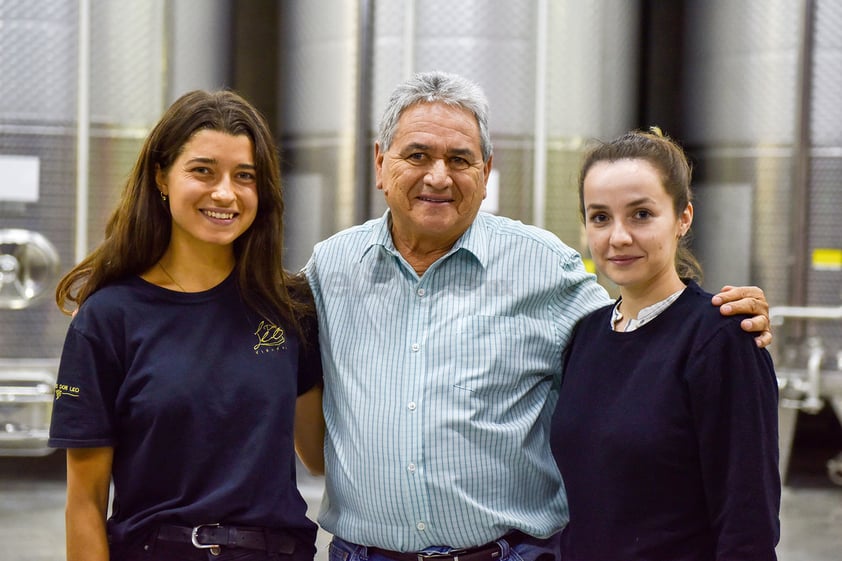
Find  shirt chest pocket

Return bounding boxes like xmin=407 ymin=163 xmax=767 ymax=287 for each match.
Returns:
xmin=451 ymin=315 xmax=530 ymax=395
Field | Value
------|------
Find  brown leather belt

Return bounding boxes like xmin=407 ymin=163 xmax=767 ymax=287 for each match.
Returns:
xmin=368 ymin=531 xmax=528 ymax=561
xmin=155 ymin=523 xmax=296 ymax=554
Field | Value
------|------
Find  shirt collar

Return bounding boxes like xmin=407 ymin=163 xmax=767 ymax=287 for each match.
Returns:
xmin=610 ymin=287 xmax=685 ymax=332
xmin=361 ymin=210 xmax=489 ymax=269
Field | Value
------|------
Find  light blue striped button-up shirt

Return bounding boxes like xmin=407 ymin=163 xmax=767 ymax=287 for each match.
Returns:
xmin=305 ymin=211 xmax=610 ymax=551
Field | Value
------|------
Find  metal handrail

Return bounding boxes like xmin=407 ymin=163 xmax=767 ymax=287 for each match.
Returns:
xmin=769 ymin=305 xmax=842 ymax=325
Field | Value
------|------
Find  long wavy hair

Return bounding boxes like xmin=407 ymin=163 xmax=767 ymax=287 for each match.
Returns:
xmin=577 ymin=127 xmax=703 ymax=283
xmin=55 ymin=89 xmax=313 ymax=335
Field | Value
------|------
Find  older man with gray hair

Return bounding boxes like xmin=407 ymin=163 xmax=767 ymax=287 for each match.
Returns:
xmin=304 ymin=70 xmax=771 ymax=561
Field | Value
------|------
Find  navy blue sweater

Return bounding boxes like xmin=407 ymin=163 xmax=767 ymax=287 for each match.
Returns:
xmin=551 ymin=281 xmax=780 ymax=561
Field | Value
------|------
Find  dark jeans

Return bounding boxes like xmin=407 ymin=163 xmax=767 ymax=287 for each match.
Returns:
xmin=327 ymin=532 xmax=560 ymax=561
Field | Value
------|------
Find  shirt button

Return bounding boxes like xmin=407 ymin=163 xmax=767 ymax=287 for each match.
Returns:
xmin=407 ymin=401 xmax=417 ymax=411
xmin=408 ymin=463 xmax=416 ymax=473
xmin=417 ymin=288 xmax=425 ymax=297
xmin=411 ymin=343 xmax=420 ymax=352
xmin=416 ymin=522 xmax=426 ymax=531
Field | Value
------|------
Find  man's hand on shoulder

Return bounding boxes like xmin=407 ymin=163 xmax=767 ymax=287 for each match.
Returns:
xmin=712 ymin=285 xmax=772 ymax=348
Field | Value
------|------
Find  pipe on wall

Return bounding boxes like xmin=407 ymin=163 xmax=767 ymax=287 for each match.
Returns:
xmin=354 ymin=0 xmax=374 ymax=222
xmin=790 ymin=0 xmax=816 ymax=309
xmin=74 ymin=0 xmax=91 ymax=264
xmin=402 ymin=0 xmax=416 ymax=80
xmin=532 ymin=0 xmax=549 ymax=228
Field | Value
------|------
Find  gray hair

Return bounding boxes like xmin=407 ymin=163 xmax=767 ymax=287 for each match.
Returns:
xmin=377 ymin=71 xmax=493 ymax=162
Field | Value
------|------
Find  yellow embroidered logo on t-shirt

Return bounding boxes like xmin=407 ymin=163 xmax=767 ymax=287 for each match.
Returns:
xmin=253 ymin=319 xmax=286 ymax=354
xmin=54 ymin=384 xmax=80 ymax=400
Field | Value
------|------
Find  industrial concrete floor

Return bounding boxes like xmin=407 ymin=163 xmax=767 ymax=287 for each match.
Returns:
xmin=2 ymin=409 xmax=841 ymax=561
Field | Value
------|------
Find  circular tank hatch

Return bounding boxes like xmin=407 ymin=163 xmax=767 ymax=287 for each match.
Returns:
xmin=0 ymin=229 xmax=60 ymax=310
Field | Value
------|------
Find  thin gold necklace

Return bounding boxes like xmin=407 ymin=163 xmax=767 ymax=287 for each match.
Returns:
xmin=158 ymin=261 xmax=187 ymax=292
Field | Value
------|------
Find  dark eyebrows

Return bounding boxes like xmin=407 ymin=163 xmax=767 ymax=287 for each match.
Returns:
xmin=185 ymin=156 xmax=216 ymax=165
xmin=449 ymin=147 xmax=476 ymax=159
xmin=185 ymin=156 xmax=255 ymax=170
xmin=586 ymin=197 xmax=656 ymax=212
xmin=625 ymin=197 xmax=656 ymax=208
xmin=400 ymin=142 xmax=477 ymax=159
xmin=403 ymin=142 xmax=431 ymax=153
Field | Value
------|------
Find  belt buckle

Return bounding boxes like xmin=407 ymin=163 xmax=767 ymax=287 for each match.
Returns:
xmin=191 ymin=523 xmax=222 ymax=554
xmin=418 ymin=552 xmax=462 ymax=561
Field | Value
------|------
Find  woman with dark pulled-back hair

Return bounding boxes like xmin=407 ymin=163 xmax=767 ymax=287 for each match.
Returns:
xmin=49 ymin=89 xmax=324 ymax=561
xmin=551 ymin=128 xmax=780 ymax=561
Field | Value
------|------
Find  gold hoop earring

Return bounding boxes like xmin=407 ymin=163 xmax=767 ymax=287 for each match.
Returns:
xmin=160 ymin=191 xmax=168 ymax=202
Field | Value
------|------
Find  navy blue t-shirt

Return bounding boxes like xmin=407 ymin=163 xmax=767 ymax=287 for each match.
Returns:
xmin=551 ymin=281 xmax=780 ymax=561
xmin=49 ymin=273 xmax=321 ymax=550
